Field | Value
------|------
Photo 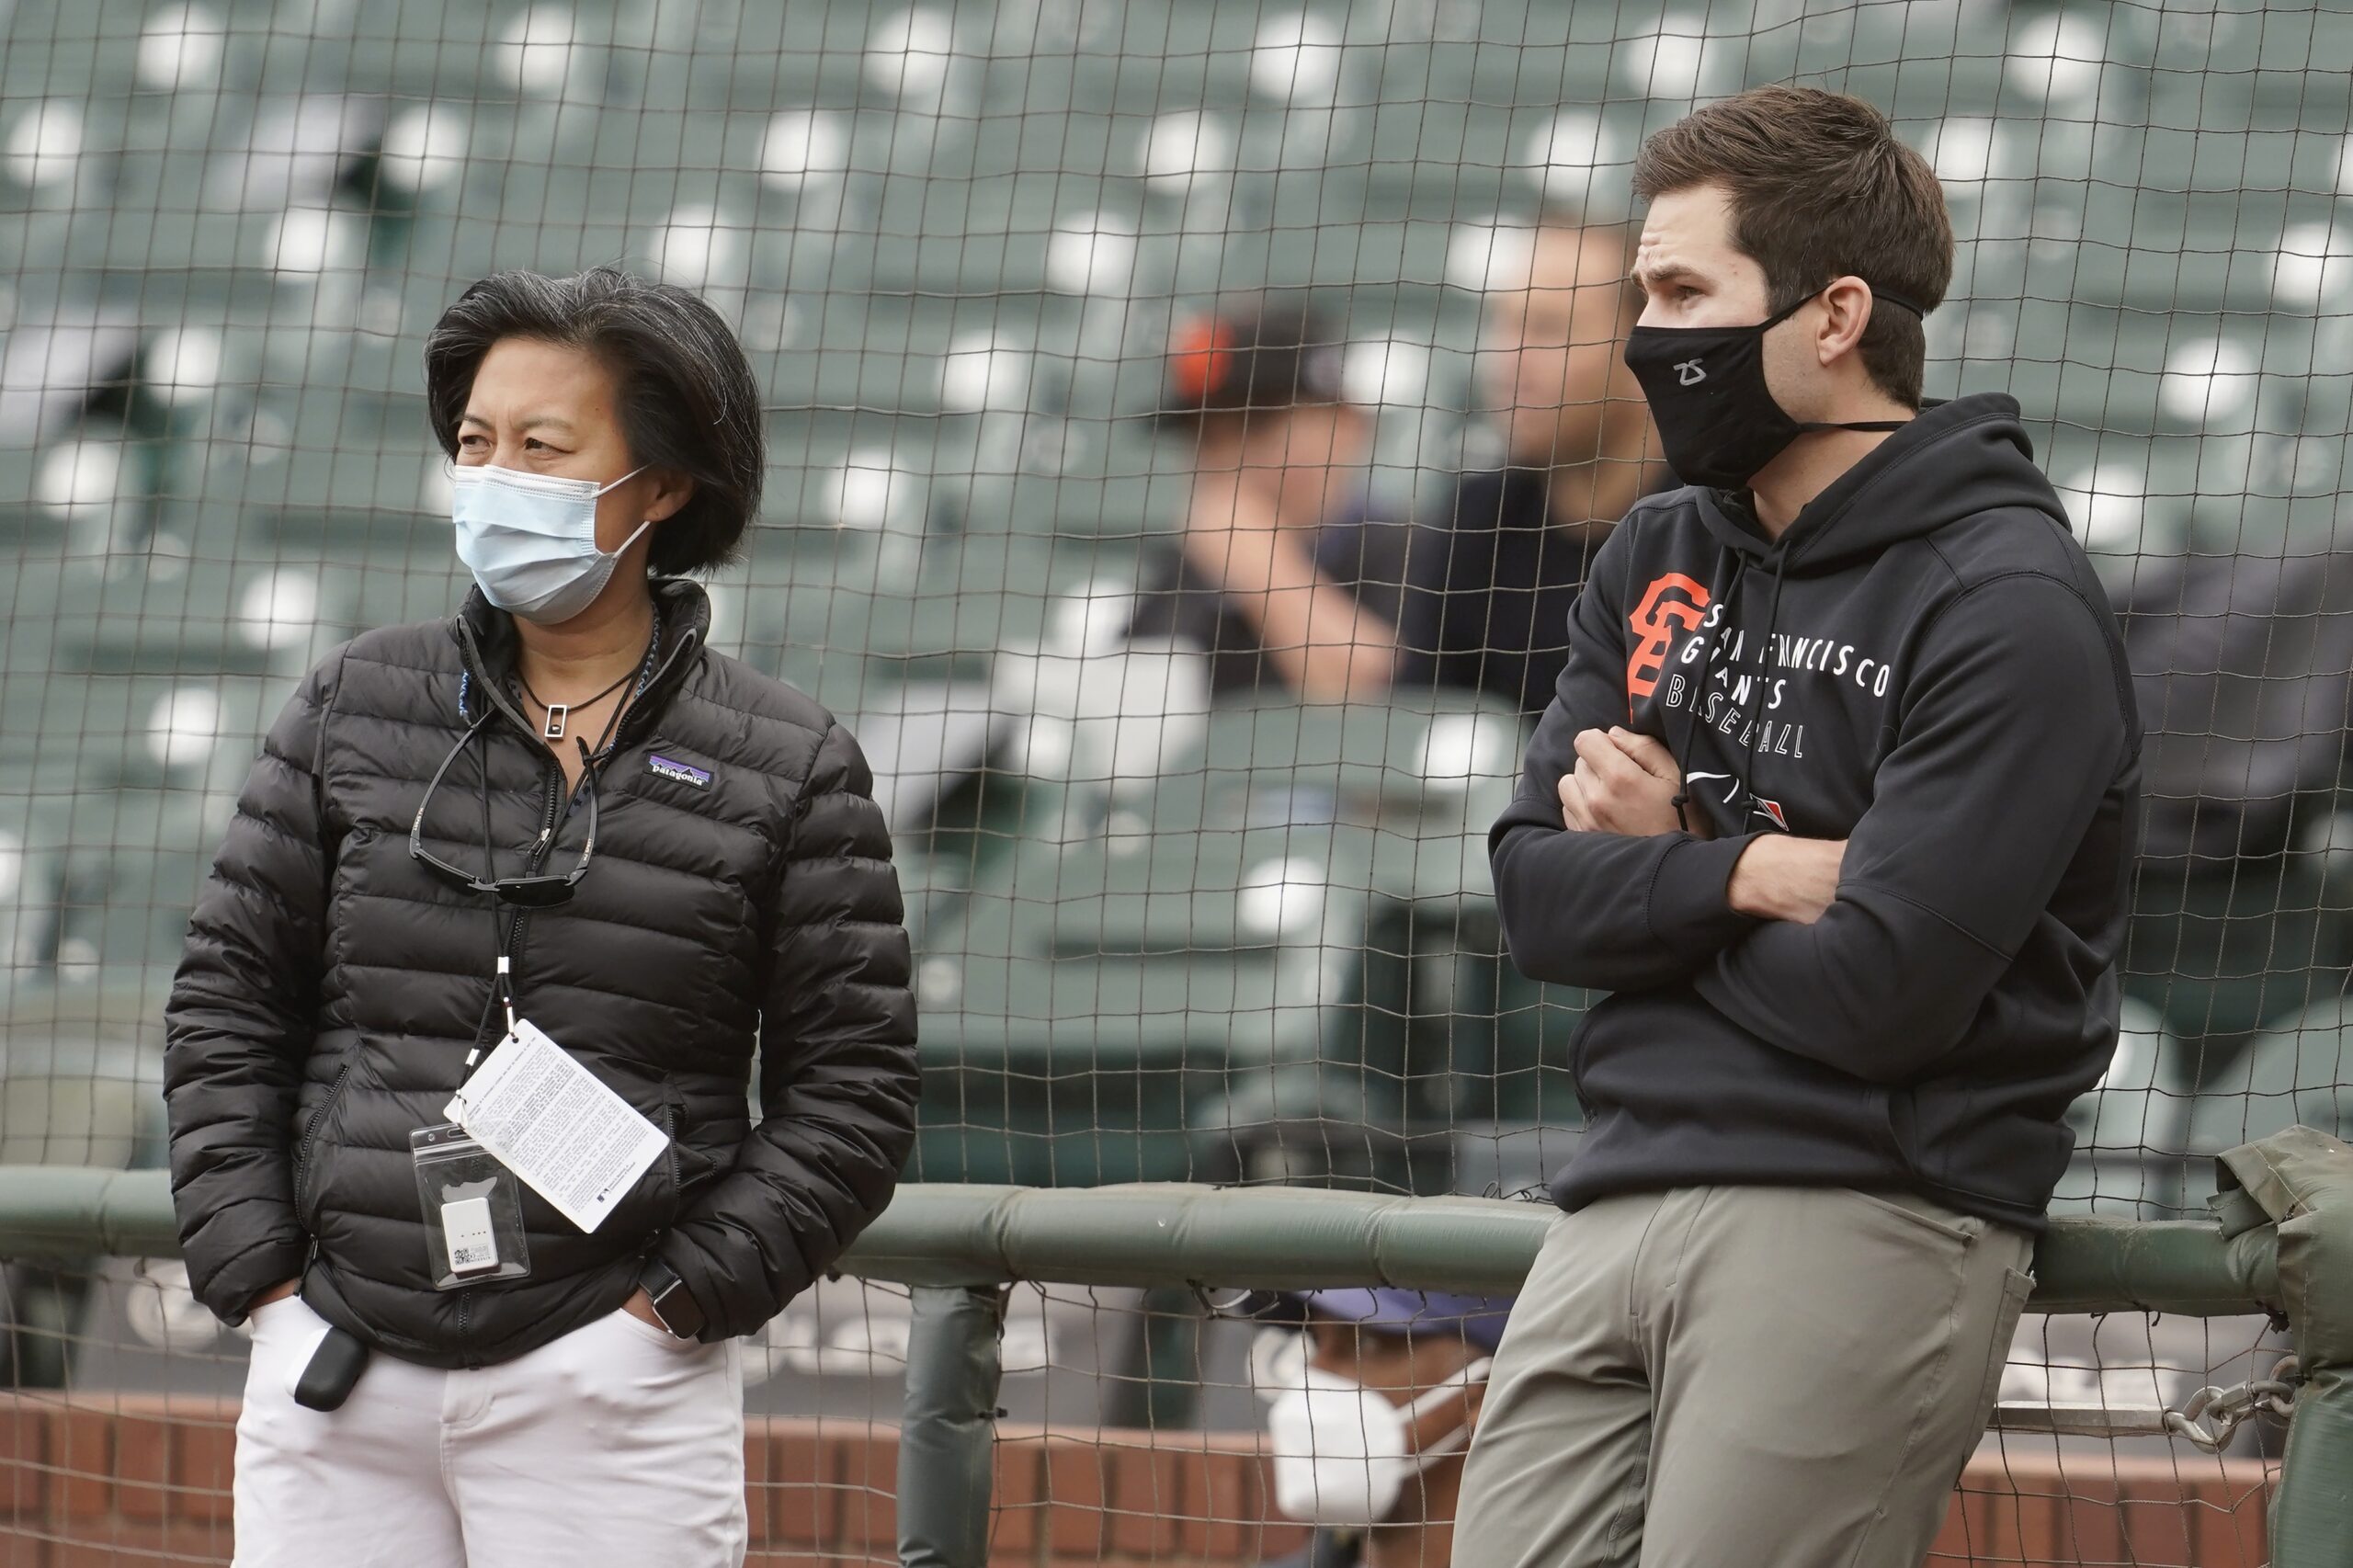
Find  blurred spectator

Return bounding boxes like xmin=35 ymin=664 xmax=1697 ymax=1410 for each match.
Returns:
xmin=2111 ymin=550 xmax=2353 ymax=1042
xmin=1254 ymin=1289 xmax=1510 ymax=1568
xmin=1128 ymin=293 xmax=1410 ymax=701
xmin=2118 ymin=550 xmax=2353 ymax=868
xmin=1396 ymin=214 xmax=1668 ymax=715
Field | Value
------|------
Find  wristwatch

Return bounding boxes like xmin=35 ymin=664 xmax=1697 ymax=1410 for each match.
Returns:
xmin=636 ymin=1256 xmax=707 ymax=1340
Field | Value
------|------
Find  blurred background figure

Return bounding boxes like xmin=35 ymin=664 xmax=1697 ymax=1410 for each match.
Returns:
xmin=1253 ymin=1289 xmax=1511 ymax=1568
xmin=1126 ymin=293 xmax=1409 ymax=703
xmin=1396 ymin=212 xmax=1667 ymax=715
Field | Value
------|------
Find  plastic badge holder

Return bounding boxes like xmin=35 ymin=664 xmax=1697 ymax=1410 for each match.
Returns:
xmin=410 ymin=1123 xmax=531 ymax=1290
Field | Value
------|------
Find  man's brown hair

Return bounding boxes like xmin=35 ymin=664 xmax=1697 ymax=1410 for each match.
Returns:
xmin=1632 ymin=85 xmax=1952 ymax=408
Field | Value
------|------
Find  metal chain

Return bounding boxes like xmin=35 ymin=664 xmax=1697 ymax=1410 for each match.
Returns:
xmin=2162 ymin=1355 xmax=2302 ymax=1451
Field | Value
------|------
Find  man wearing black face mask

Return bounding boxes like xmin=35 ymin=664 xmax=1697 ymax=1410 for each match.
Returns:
xmin=1454 ymin=87 xmax=2140 ymax=1567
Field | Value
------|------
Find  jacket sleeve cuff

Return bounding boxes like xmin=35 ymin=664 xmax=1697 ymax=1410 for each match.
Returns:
xmin=1644 ymin=833 xmax=1765 ymax=949
xmin=196 ymin=1235 xmax=311 ymax=1327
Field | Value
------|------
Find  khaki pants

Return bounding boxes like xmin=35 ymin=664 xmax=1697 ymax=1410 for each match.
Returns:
xmin=1453 ymin=1186 xmax=2034 ymax=1568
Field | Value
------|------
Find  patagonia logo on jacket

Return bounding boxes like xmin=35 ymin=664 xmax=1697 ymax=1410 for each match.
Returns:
xmin=648 ymin=754 xmax=712 ymax=788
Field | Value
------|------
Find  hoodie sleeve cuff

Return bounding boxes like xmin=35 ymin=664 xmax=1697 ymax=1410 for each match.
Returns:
xmin=1645 ymin=832 xmax=1765 ymax=949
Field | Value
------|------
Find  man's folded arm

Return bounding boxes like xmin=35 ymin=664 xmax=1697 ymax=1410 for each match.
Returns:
xmin=1490 ymin=538 xmax=1765 ymax=992
xmin=1694 ymin=574 xmax=2131 ymax=1082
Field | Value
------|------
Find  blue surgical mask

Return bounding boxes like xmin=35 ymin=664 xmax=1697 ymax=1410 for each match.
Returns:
xmin=451 ymin=462 xmax=651 ymax=624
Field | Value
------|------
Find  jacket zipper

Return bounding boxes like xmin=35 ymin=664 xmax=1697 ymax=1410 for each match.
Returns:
xmin=500 ymin=753 xmax=568 ymax=992
xmin=445 ymin=613 xmax=699 ymax=1367
xmin=490 ymin=632 xmax=671 ymax=983
xmin=293 ymin=1062 xmax=355 ymax=1219
xmin=663 ymin=1100 xmax=680 ymax=1218
xmin=455 ymin=704 xmax=566 ymax=1370
xmin=451 ymin=611 xmax=700 ymax=978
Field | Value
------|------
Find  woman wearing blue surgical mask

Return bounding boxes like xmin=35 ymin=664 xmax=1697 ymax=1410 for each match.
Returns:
xmin=162 ymin=267 xmax=919 ymax=1568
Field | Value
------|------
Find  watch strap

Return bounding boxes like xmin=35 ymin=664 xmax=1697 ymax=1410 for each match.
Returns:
xmin=636 ymin=1256 xmax=707 ymax=1340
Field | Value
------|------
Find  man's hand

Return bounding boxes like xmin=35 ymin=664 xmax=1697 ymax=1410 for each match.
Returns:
xmin=1557 ymin=727 xmax=1705 ymax=838
xmin=622 ymin=1287 xmax=666 ymax=1329
xmin=1727 ymin=835 xmax=1847 ymax=924
xmin=244 ymin=1278 xmax=300 ymax=1316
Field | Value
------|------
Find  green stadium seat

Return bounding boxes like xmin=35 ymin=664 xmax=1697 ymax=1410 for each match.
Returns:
xmin=2182 ymin=994 xmax=2353 ymax=1206
xmin=911 ymin=692 xmax=1519 ymax=1193
xmin=329 ymin=0 xmax=490 ymax=89
xmin=2051 ymin=997 xmax=2191 ymax=1218
xmin=733 ymin=527 xmax=1145 ymax=710
xmin=2122 ymin=851 xmax=2353 ymax=1085
xmin=0 ymin=978 xmax=169 ymax=1169
xmin=908 ymin=821 xmax=1386 ymax=1187
xmin=63 ymin=791 xmax=220 ymax=980
xmin=41 ymin=559 xmax=288 ymax=678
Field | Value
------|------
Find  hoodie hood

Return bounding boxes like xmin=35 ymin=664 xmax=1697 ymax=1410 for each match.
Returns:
xmin=1693 ymin=393 xmax=2068 ymax=574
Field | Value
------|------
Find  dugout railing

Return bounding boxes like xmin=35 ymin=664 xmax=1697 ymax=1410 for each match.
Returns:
xmin=3 ymin=1138 xmax=2351 ymax=1568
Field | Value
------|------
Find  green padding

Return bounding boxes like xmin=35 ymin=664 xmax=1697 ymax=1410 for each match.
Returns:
xmin=2209 ymin=1128 xmax=2353 ymax=1568
xmin=2021 ymin=1216 xmax=2278 ymax=1315
xmin=0 ymin=1166 xmax=182 ymax=1258
xmin=2272 ymin=1370 xmax=2353 ymax=1567
xmin=839 ymin=1184 xmax=1555 ymax=1293
xmin=898 ymin=1286 xmax=1005 ymax=1568
xmin=0 ymin=1170 xmax=2281 ymax=1317
xmin=2216 ymin=1126 xmax=2353 ymax=1387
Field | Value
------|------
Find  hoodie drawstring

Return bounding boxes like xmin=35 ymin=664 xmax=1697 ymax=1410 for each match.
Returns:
xmin=1747 ymin=560 xmax=1793 ymax=824
xmin=1669 ymin=551 xmax=1749 ymax=835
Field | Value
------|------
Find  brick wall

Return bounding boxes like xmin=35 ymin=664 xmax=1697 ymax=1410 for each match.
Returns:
xmin=0 ymin=1395 xmax=2274 ymax=1567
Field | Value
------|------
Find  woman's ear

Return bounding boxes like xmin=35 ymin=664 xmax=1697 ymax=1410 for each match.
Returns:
xmin=642 ymin=468 xmax=697 ymax=525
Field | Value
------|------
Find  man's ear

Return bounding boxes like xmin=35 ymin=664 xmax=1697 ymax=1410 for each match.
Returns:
xmin=1813 ymin=276 xmax=1878 ymax=369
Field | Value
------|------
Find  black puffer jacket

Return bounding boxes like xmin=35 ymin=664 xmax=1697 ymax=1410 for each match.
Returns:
xmin=164 ymin=579 xmax=918 ymax=1368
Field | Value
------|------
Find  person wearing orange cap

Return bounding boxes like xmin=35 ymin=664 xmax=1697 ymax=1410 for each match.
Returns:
xmin=1128 ymin=293 xmax=1408 ymax=702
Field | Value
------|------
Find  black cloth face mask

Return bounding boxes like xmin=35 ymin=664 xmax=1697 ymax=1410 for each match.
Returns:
xmin=1621 ymin=288 xmax=1926 ymax=490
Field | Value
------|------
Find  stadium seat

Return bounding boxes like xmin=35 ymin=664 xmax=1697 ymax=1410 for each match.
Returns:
xmin=907 ymin=819 xmax=1384 ymax=1188
xmin=733 ymin=526 xmax=1145 ymax=711
xmin=0 ymin=974 xmax=169 ymax=1169
xmin=911 ymin=691 xmax=1520 ymax=1194
xmin=2122 ymin=851 xmax=2353 ymax=1086
xmin=42 ymin=558 xmax=286 ymax=678
xmin=2050 ymin=997 xmax=2192 ymax=1218
xmin=2181 ymin=993 xmax=2353 ymax=1206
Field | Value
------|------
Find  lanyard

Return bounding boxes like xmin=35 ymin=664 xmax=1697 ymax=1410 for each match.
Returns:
xmin=458 ymin=619 xmax=663 ymax=1074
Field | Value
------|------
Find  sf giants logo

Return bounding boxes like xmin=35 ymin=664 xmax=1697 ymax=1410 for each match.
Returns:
xmin=1625 ymin=574 xmax=1711 ymax=704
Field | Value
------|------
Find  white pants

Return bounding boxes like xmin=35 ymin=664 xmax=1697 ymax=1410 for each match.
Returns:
xmin=232 ymin=1292 xmax=747 ymax=1568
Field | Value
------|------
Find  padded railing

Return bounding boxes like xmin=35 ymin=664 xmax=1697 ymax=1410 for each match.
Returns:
xmin=3 ymin=1162 xmax=2348 ymax=1567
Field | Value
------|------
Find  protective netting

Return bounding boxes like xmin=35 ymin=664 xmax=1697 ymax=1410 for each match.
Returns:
xmin=1 ymin=0 xmax=2348 ymax=1561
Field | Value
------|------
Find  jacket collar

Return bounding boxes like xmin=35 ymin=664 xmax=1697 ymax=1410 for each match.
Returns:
xmin=451 ymin=577 xmax=711 ymax=746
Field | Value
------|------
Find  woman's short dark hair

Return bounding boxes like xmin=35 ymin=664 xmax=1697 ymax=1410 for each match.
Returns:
xmin=424 ymin=267 xmax=766 ymax=574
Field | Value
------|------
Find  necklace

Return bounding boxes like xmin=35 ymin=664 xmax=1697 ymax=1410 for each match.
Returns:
xmin=516 ymin=624 xmax=661 ymax=742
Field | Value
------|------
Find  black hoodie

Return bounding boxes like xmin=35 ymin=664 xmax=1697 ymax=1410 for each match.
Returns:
xmin=1489 ymin=394 xmax=2142 ymax=1233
